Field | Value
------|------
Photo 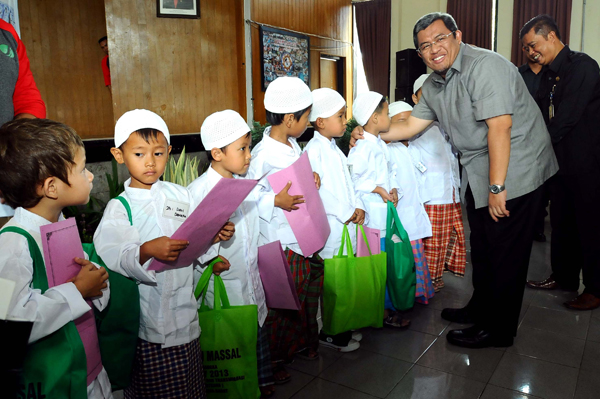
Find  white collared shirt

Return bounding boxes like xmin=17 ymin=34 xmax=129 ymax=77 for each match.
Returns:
xmin=408 ymin=122 xmax=461 ymax=205
xmin=188 ymin=166 xmax=268 ymax=326
xmin=244 ymin=126 xmax=308 ymax=256
xmin=347 ymin=131 xmax=398 ymax=235
xmin=0 ymin=207 xmax=112 ymax=398
xmin=387 ymin=143 xmax=433 ymax=241
xmin=305 ymin=131 xmax=366 ymax=259
xmin=94 ymin=179 xmax=216 ymax=348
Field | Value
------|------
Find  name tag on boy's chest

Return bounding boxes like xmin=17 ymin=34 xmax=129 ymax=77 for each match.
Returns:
xmin=414 ymin=161 xmax=427 ymax=174
xmin=163 ymin=199 xmax=190 ymax=222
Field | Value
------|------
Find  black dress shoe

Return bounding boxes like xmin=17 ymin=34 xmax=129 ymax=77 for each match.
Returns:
xmin=441 ymin=307 xmax=474 ymax=324
xmin=526 ymin=276 xmax=558 ymax=290
xmin=446 ymin=326 xmax=513 ymax=348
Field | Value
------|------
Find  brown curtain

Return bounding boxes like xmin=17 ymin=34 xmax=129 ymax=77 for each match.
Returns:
xmin=511 ymin=0 xmax=572 ymax=66
xmin=354 ymin=0 xmax=391 ymax=97
xmin=447 ymin=0 xmax=493 ymax=49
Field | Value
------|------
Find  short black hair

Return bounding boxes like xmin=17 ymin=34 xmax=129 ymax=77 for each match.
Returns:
xmin=374 ymin=98 xmax=387 ymax=113
xmin=265 ymin=105 xmax=312 ymax=126
xmin=413 ymin=12 xmax=458 ymax=49
xmin=118 ymin=128 xmax=165 ymax=150
xmin=205 ymin=132 xmax=250 ymax=161
xmin=98 ymin=36 xmax=107 ymax=44
xmin=0 ymin=119 xmax=84 ymax=209
xmin=519 ymin=14 xmax=561 ymax=41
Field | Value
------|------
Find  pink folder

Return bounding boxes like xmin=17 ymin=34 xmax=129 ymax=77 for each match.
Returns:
xmin=149 ymin=177 xmax=258 ymax=272
xmin=40 ymin=218 xmax=103 ymax=385
xmin=356 ymin=225 xmax=381 ymax=257
xmin=267 ymin=152 xmax=330 ymax=256
xmin=257 ymin=241 xmax=301 ymax=310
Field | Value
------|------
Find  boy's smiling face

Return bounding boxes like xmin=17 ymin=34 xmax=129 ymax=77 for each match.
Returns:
xmin=57 ymin=145 xmax=94 ymax=206
xmin=111 ymin=131 xmax=171 ymax=189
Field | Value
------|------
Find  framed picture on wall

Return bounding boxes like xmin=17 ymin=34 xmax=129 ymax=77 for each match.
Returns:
xmin=157 ymin=0 xmax=200 ymax=19
xmin=260 ymin=26 xmax=310 ymax=91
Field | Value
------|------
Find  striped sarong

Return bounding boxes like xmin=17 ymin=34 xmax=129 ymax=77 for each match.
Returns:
xmin=265 ymin=249 xmax=324 ymax=363
xmin=124 ymin=338 xmax=206 ymax=399
xmin=423 ymin=201 xmax=466 ymax=289
xmin=412 ymin=238 xmax=435 ymax=304
xmin=256 ymin=324 xmax=274 ymax=387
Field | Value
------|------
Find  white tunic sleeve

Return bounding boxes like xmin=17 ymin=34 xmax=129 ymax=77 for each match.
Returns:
xmin=93 ymin=199 xmax=157 ymax=285
xmin=348 ymin=147 xmax=378 ymax=194
xmin=0 ymin=232 xmax=91 ymax=344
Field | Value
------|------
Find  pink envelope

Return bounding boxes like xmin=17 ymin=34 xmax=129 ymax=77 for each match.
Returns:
xmin=149 ymin=178 xmax=258 ymax=272
xmin=267 ymin=152 xmax=330 ymax=256
xmin=357 ymin=226 xmax=381 ymax=257
xmin=40 ymin=218 xmax=102 ymax=384
xmin=257 ymin=241 xmax=301 ymax=310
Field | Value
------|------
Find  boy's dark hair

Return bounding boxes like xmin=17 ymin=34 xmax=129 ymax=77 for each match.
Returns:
xmin=519 ymin=14 xmax=561 ymax=41
xmin=205 ymin=132 xmax=251 ymax=161
xmin=413 ymin=12 xmax=458 ymax=49
xmin=265 ymin=105 xmax=312 ymax=126
xmin=119 ymin=128 xmax=163 ymax=149
xmin=374 ymin=98 xmax=387 ymax=114
xmin=0 ymin=118 xmax=84 ymax=209
xmin=98 ymin=36 xmax=107 ymax=44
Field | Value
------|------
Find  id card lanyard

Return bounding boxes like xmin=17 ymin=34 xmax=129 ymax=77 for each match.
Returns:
xmin=549 ymin=76 xmax=560 ymax=121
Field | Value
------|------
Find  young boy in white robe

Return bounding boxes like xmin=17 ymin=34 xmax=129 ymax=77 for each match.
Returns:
xmin=0 ymin=118 xmax=112 ymax=398
xmin=304 ymin=88 xmax=365 ymax=352
xmin=188 ymin=110 xmax=274 ymax=397
xmin=245 ymin=76 xmax=321 ymax=382
xmin=93 ymin=109 xmax=232 ymax=398
xmin=410 ymin=74 xmax=465 ymax=291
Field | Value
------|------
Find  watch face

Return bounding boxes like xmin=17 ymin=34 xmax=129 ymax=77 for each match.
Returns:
xmin=490 ymin=185 xmax=499 ymax=194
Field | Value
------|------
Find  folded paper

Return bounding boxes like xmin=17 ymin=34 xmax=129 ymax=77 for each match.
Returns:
xmin=257 ymin=241 xmax=300 ymax=310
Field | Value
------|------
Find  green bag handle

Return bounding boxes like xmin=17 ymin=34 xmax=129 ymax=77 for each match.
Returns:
xmin=0 ymin=227 xmax=49 ymax=292
xmin=386 ymin=201 xmax=411 ymax=244
xmin=194 ymin=257 xmax=231 ymax=310
xmin=336 ymin=225 xmax=355 ymax=258
xmin=115 ymin=195 xmax=132 ymax=225
xmin=356 ymin=224 xmax=373 ymax=256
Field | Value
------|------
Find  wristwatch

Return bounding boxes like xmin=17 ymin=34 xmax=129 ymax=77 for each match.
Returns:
xmin=488 ymin=184 xmax=505 ymax=194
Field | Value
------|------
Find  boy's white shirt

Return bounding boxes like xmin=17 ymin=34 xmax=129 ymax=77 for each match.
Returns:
xmin=408 ymin=122 xmax=461 ymax=205
xmin=188 ymin=166 xmax=268 ymax=326
xmin=93 ymin=179 xmax=218 ymax=348
xmin=0 ymin=207 xmax=113 ymax=399
xmin=347 ymin=131 xmax=399 ymax=236
xmin=244 ymin=126 xmax=308 ymax=256
xmin=387 ymin=143 xmax=433 ymax=241
xmin=304 ymin=131 xmax=367 ymax=259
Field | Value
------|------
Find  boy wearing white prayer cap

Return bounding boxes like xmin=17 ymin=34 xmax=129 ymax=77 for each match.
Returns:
xmin=188 ymin=109 xmax=275 ymax=396
xmin=94 ymin=109 xmax=232 ymax=397
xmin=387 ymin=102 xmax=435 ymax=306
xmin=245 ymin=76 xmax=323 ymax=379
xmin=410 ymin=75 xmax=466 ymax=292
xmin=304 ymin=88 xmax=365 ymax=352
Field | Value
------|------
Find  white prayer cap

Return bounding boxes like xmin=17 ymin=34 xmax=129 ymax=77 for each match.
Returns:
xmin=413 ymin=74 xmax=430 ymax=94
xmin=114 ymin=109 xmax=170 ymax=148
xmin=309 ymin=88 xmax=346 ymax=122
xmin=352 ymin=91 xmax=384 ymax=126
xmin=201 ymin=110 xmax=250 ymax=150
xmin=388 ymin=101 xmax=413 ymax=117
xmin=264 ymin=77 xmax=313 ymax=114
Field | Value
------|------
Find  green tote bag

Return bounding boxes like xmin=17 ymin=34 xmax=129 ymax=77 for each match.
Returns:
xmin=83 ymin=195 xmax=140 ymax=391
xmin=0 ymin=227 xmax=87 ymax=399
xmin=195 ymin=261 xmax=260 ymax=399
xmin=322 ymin=225 xmax=386 ymax=335
xmin=385 ymin=201 xmax=416 ymax=311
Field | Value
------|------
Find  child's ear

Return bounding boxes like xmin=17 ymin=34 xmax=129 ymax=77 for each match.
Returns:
xmin=167 ymin=145 xmax=172 ymax=155
xmin=110 ymin=147 xmax=125 ymax=164
xmin=211 ymin=148 xmax=223 ymax=161
xmin=412 ymin=94 xmax=419 ymax=105
xmin=284 ymin=113 xmax=295 ymax=128
xmin=316 ymin=117 xmax=326 ymax=129
xmin=41 ymin=176 xmax=58 ymax=200
xmin=372 ymin=112 xmax=379 ymax=125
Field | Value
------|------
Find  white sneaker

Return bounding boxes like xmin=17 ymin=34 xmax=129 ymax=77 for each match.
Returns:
xmin=320 ymin=337 xmax=360 ymax=352
xmin=351 ymin=331 xmax=363 ymax=342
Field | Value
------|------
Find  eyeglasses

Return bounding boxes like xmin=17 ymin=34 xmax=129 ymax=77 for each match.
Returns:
xmin=417 ymin=31 xmax=455 ymax=54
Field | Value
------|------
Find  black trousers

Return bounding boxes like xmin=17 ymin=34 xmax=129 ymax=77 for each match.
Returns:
xmin=550 ymin=173 xmax=600 ymax=296
xmin=465 ymin=185 xmax=543 ymax=338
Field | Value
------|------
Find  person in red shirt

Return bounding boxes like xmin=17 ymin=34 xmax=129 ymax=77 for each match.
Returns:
xmin=98 ymin=36 xmax=111 ymax=93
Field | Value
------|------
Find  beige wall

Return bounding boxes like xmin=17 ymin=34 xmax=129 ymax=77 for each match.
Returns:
xmin=572 ymin=0 xmax=600 ymax=62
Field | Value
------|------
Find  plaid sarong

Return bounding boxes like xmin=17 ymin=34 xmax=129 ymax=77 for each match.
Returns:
xmin=257 ymin=324 xmax=274 ymax=387
xmin=124 ymin=338 xmax=206 ymax=399
xmin=412 ymin=239 xmax=435 ymax=304
xmin=423 ymin=202 xmax=466 ymax=288
xmin=265 ymin=249 xmax=324 ymax=363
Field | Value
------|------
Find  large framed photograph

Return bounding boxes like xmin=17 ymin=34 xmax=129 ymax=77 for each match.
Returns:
xmin=157 ymin=0 xmax=200 ymax=19
xmin=260 ymin=26 xmax=310 ymax=91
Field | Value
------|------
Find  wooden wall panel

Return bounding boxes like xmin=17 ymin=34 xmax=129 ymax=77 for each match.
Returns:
xmin=104 ymin=0 xmax=246 ymax=136
xmin=19 ymin=0 xmax=114 ymax=139
xmin=251 ymin=0 xmax=354 ymax=123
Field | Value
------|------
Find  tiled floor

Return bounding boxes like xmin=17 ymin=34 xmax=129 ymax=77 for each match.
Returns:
xmin=269 ymin=217 xmax=599 ymax=399
xmin=114 ymin=215 xmax=599 ymax=399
